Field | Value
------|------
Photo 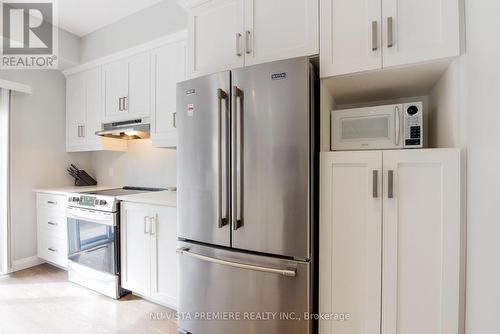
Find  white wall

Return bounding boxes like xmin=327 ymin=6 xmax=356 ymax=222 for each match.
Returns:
xmin=463 ymin=0 xmax=500 ymax=333
xmin=89 ymin=140 xmax=176 ymax=188
xmin=76 ymin=0 xmax=187 ymax=189
xmin=0 ymin=70 xmax=91 ymax=262
xmin=79 ymin=1 xmax=187 ymax=63
xmin=428 ymin=58 xmax=467 ymax=149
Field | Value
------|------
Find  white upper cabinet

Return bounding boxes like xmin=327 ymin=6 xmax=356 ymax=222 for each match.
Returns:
xmin=103 ymin=52 xmax=151 ymax=122
xmin=151 ymin=40 xmax=187 ymax=148
xmin=128 ymin=52 xmax=151 ymax=119
xmin=188 ymin=0 xmax=319 ymax=77
xmin=103 ymin=59 xmax=129 ymax=121
xmin=382 ymin=0 xmax=460 ymax=68
xmin=188 ymin=0 xmax=245 ymax=78
xmin=244 ymin=0 xmax=319 ymax=66
xmin=320 ymin=0 xmax=382 ymax=77
xmin=85 ymin=68 xmax=104 ymax=147
xmin=66 ymin=68 xmax=127 ymax=152
xmin=320 ymin=0 xmax=461 ymax=78
xmin=66 ymin=72 xmax=86 ymax=149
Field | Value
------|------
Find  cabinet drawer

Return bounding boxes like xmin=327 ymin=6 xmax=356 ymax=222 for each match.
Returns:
xmin=38 ymin=232 xmax=68 ymax=268
xmin=37 ymin=209 xmax=67 ymax=238
xmin=37 ymin=193 xmax=67 ymax=212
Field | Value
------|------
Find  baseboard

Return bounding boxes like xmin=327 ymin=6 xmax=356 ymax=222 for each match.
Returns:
xmin=11 ymin=256 xmax=45 ymax=272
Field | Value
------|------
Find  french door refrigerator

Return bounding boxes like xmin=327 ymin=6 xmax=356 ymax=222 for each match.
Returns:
xmin=176 ymin=57 xmax=318 ymax=334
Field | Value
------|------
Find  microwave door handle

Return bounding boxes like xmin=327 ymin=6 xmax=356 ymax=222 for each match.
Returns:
xmin=395 ymin=106 xmax=401 ymax=146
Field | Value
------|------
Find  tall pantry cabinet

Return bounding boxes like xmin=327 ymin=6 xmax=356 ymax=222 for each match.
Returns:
xmin=319 ymin=149 xmax=463 ymax=334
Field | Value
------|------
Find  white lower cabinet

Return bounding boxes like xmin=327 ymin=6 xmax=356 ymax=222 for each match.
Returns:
xmin=121 ymin=202 xmax=177 ymax=308
xmin=320 ymin=149 xmax=462 ymax=334
xmin=36 ymin=193 xmax=68 ymax=268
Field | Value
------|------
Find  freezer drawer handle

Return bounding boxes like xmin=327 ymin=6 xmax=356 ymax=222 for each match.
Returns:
xmin=177 ymin=248 xmax=296 ymax=277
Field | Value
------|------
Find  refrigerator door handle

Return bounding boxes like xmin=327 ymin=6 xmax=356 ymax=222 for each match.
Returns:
xmin=177 ymin=248 xmax=297 ymax=277
xmin=232 ymin=86 xmax=243 ymax=230
xmin=217 ymin=89 xmax=229 ymax=228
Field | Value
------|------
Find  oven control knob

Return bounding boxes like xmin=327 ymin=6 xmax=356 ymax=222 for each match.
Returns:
xmin=99 ymin=200 xmax=107 ymax=206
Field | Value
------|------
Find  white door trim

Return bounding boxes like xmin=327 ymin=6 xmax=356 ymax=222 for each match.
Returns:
xmin=0 ymin=89 xmax=12 ymax=274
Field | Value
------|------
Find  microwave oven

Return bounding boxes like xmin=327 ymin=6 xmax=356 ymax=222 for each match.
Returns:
xmin=331 ymin=102 xmax=423 ymax=151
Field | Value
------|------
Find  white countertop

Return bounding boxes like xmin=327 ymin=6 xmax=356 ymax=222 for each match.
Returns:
xmin=117 ymin=190 xmax=177 ymax=207
xmin=32 ymin=185 xmax=120 ymax=196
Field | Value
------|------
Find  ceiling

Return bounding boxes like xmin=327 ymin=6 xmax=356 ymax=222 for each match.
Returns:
xmin=58 ymin=0 xmax=167 ymax=37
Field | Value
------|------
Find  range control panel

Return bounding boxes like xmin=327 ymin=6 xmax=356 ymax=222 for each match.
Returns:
xmin=403 ymin=102 xmax=423 ymax=148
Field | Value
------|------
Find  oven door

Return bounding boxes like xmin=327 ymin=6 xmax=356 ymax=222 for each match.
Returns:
xmin=331 ymin=104 xmax=404 ymax=150
xmin=67 ymin=207 xmax=119 ymax=275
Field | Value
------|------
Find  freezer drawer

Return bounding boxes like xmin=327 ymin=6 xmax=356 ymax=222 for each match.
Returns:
xmin=177 ymin=242 xmax=311 ymax=334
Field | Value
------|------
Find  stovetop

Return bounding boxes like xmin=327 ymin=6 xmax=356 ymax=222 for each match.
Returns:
xmin=67 ymin=186 xmax=167 ymax=212
xmin=84 ymin=186 xmax=165 ymax=197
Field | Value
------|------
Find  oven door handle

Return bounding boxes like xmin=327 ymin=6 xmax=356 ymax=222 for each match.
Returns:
xmin=67 ymin=209 xmax=116 ymax=226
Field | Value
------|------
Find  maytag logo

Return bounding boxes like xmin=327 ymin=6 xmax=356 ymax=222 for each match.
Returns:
xmin=1 ymin=0 xmax=58 ymax=69
xmin=185 ymin=89 xmax=196 ymax=96
xmin=271 ymin=72 xmax=287 ymax=80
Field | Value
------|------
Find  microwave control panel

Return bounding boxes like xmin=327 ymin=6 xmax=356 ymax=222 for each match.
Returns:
xmin=403 ymin=102 xmax=423 ymax=148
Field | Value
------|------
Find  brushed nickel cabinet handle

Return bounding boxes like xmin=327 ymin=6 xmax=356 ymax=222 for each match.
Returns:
xmin=172 ymin=112 xmax=177 ymax=128
xmin=144 ymin=216 xmax=150 ymax=234
xmin=388 ymin=170 xmax=394 ymax=198
xmin=245 ymin=30 xmax=252 ymax=54
xmin=48 ymin=247 xmax=57 ymax=252
xmin=387 ymin=17 xmax=394 ymax=48
xmin=47 ymin=200 xmax=57 ymax=205
xmin=373 ymin=170 xmax=379 ymax=198
xmin=235 ymin=33 xmax=242 ymax=57
xmin=372 ymin=21 xmax=378 ymax=51
xmin=149 ymin=216 xmax=156 ymax=235
xmin=47 ymin=221 xmax=57 ymax=226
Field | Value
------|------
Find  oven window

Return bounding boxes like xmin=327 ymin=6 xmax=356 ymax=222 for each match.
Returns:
xmin=67 ymin=218 xmax=118 ymax=275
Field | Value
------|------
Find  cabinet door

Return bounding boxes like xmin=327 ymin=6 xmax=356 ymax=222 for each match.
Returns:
xmin=382 ymin=149 xmax=461 ymax=334
xmin=319 ymin=151 xmax=382 ymax=334
xmin=382 ymin=0 xmax=460 ymax=68
xmin=66 ymin=72 xmax=86 ymax=149
xmin=150 ymin=206 xmax=177 ymax=308
xmin=84 ymin=67 xmax=102 ymax=146
xmin=103 ymin=59 xmax=128 ymax=122
xmin=151 ymin=41 xmax=187 ymax=148
xmin=128 ymin=52 xmax=151 ymax=119
xmin=121 ymin=203 xmax=151 ymax=296
xmin=244 ymin=0 xmax=319 ymax=66
xmin=320 ymin=0 xmax=382 ymax=78
xmin=188 ymin=0 xmax=244 ymax=78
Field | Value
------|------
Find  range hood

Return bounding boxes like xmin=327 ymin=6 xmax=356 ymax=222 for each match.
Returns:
xmin=95 ymin=118 xmax=150 ymax=140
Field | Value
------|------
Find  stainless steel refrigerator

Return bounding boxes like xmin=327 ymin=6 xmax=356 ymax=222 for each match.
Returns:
xmin=176 ymin=57 xmax=319 ymax=334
